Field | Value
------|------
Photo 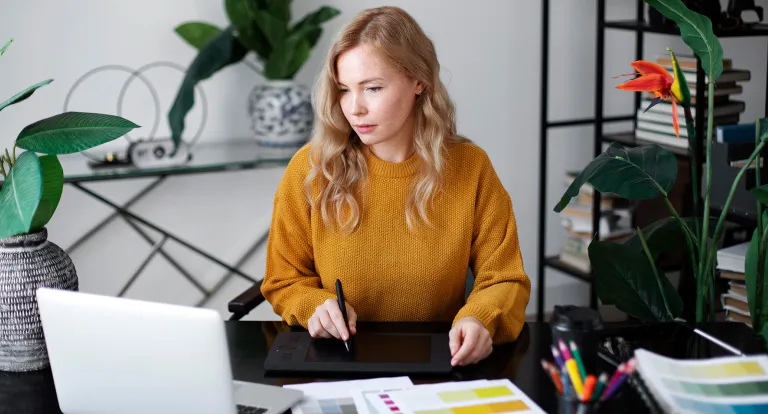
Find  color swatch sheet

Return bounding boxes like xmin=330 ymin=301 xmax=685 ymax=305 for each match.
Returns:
xmin=634 ymin=348 xmax=768 ymax=414
xmin=364 ymin=379 xmax=545 ymax=414
xmin=284 ymin=377 xmax=414 ymax=414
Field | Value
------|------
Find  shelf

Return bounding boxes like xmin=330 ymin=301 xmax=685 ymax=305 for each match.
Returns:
xmin=544 ymin=256 xmax=592 ymax=282
xmin=604 ymin=19 xmax=768 ymax=38
xmin=602 ymin=132 xmax=690 ymax=157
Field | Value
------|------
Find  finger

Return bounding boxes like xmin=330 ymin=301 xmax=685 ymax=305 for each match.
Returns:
xmin=448 ymin=327 xmax=461 ymax=356
xmin=453 ymin=327 xmax=478 ymax=366
xmin=330 ymin=306 xmax=350 ymax=340
xmin=318 ymin=308 xmax=341 ymax=339
xmin=309 ymin=316 xmax=331 ymax=338
xmin=468 ymin=337 xmax=492 ymax=364
xmin=346 ymin=304 xmax=358 ymax=334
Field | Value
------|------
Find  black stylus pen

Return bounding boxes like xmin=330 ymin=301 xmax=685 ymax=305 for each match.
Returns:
xmin=335 ymin=279 xmax=350 ymax=352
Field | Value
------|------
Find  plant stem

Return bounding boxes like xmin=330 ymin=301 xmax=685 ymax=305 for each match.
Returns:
xmin=638 ymin=226 xmax=674 ymax=320
xmin=756 ymin=119 xmax=766 ymax=331
xmin=703 ymin=139 xmax=767 ymax=315
xmin=4 ymin=148 xmax=11 ymax=168
xmin=11 ymin=142 xmax=16 ymax=164
xmin=243 ymin=59 xmax=264 ymax=76
xmin=684 ymin=108 xmax=700 ymax=242
xmin=662 ymin=196 xmax=698 ymax=275
xmin=0 ymin=157 xmax=6 ymax=179
xmin=697 ymin=82 xmax=717 ymax=322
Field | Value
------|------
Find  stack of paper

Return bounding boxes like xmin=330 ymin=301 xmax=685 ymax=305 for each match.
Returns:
xmin=634 ymin=349 xmax=768 ymax=413
xmin=284 ymin=378 xmax=545 ymax=414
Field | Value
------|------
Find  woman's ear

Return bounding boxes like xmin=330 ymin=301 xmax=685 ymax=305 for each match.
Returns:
xmin=415 ymin=81 xmax=425 ymax=96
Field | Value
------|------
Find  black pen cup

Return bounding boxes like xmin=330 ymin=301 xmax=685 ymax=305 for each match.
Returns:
xmin=550 ymin=305 xmax=604 ymax=375
xmin=557 ymin=394 xmax=601 ymax=414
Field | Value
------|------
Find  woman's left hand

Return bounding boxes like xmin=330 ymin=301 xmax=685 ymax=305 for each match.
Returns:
xmin=448 ymin=317 xmax=493 ymax=366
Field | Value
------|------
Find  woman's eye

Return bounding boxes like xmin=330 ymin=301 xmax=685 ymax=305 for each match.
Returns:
xmin=367 ymin=86 xmax=382 ymax=92
xmin=338 ymin=88 xmax=349 ymax=94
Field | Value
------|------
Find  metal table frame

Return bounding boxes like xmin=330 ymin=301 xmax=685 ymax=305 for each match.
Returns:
xmin=10 ymin=141 xmax=291 ymax=307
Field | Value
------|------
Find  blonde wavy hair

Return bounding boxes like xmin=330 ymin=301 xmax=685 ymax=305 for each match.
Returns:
xmin=305 ymin=6 xmax=468 ymax=233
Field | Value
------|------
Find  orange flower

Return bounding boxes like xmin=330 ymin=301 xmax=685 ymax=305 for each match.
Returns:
xmin=615 ymin=61 xmax=683 ymax=137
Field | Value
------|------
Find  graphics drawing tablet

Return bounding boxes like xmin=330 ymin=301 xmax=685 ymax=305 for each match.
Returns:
xmin=264 ymin=331 xmax=453 ymax=374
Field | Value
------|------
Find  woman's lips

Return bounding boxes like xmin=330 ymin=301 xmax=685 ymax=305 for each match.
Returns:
xmin=354 ymin=124 xmax=377 ymax=134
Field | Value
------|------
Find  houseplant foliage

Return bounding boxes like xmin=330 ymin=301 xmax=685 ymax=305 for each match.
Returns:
xmin=168 ymin=0 xmax=340 ymax=152
xmin=0 ymin=39 xmax=139 ymax=372
xmin=554 ymin=0 xmax=768 ymax=343
xmin=0 ymin=39 xmax=140 ymax=238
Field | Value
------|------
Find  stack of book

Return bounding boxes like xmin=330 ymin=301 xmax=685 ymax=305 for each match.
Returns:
xmin=716 ymin=241 xmax=751 ymax=326
xmin=557 ymin=172 xmax=634 ymax=272
xmin=634 ymin=54 xmax=749 ymax=149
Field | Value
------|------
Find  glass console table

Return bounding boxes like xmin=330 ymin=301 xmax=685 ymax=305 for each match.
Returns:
xmin=2 ymin=140 xmax=292 ymax=307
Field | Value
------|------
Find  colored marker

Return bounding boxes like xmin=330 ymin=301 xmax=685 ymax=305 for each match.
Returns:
xmin=560 ymin=340 xmax=584 ymax=398
xmin=551 ymin=345 xmax=565 ymax=369
xmin=570 ymin=340 xmax=587 ymax=380
xmin=600 ymin=361 xmax=632 ymax=401
xmin=581 ymin=374 xmax=597 ymax=402
xmin=591 ymin=373 xmax=609 ymax=402
xmin=541 ymin=359 xmax=563 ymax=394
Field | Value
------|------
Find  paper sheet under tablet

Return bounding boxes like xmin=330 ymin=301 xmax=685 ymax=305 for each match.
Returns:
xmin=284 ymin=377 xmax=414 ymax=414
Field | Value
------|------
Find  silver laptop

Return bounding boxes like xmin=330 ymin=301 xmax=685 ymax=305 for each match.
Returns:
xmin=36 ymin=287 xmax=303 ymax=414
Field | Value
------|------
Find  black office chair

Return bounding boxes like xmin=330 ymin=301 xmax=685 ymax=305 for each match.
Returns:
xmin=227 ymin=269 xmax=476 ymax=321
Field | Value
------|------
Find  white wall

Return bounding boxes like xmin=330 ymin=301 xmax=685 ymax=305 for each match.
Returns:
xmin=1 ymin=0 xmax=766 ymax=319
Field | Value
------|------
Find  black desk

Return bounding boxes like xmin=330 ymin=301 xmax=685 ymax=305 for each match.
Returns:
xmin=1 ymin=321 xmax=764 ymax=414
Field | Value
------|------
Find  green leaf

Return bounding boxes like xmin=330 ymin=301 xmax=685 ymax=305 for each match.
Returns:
xmin=169 ymin=27 xmax=248 ymax=150
xmin=252 ymin=7 xmax=287 ymax=48
xmin=16 ymin=112 xmax=140 ymax=154
xmin=266 ymin=0 xmax=291 ymax=22
xmin=0 ymin=38 xmax=12 ymax=56
xmin=29 ymin=155 xmax=63 ymax=231
xmin=554 ymin=142 xmax=678 ymax=212
xmin=0 ymin=79 xmax=53 ymax=112
xmin=590 ymin=239 xmax=683 ymax=321
xmin=644 ymin=0 xmax=723 ymax=82
xmin=175 ymin=22 xmax=224 ymax=50
xmin=285 ymin=37 xmax=311 ymax=78
xmin=752 ymin=185 xmax=768 ymax=206
xmin=265 ymin=34 xmax=309 ymax=79
xmin=0 ymin=152 xmax=43 ymax=239
xmin=225 ymin=0 xmax=271 ymax=58
xmin=623 ymin=216 xmax=705 ymax=258
xmin=290 ymin=6 xmax=341 ymax=47
xmin=745 ymin=210 xmax=768 ymax=330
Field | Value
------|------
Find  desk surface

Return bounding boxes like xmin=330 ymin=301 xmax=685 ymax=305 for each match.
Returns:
xmin=0 ymin=320 xmax=763 ymax=414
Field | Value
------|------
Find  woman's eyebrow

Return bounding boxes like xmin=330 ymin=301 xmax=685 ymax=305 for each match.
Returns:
xmin=337 ymin=77 xmax=385 ymax=87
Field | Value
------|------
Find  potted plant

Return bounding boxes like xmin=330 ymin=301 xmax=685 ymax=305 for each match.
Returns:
xmin=553 ymin=0 xmax=768 ymax=347
xmin=169 ymin=0 xmax=341 ymax=156
xmin=0 ymin=39 xmax=139 ymax=372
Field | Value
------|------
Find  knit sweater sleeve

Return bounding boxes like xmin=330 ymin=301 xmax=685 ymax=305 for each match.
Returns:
xmin=453 ymin=151 xmax=532 ymax=343
xmin=260 ymin=149 xmax=336 ymax=329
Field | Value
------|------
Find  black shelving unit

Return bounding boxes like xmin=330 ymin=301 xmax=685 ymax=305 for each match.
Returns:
xmin=537 ymin=0 xmax=768 ymax=322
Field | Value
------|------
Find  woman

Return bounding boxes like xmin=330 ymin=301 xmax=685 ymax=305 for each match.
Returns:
xmin=260 ymin=6 xmax=530 ymax=366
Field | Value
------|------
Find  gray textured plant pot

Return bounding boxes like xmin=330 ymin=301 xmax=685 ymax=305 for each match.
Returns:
xmin=0 ymin=228 xmax=77 ymax=372
xmin=248 ymin=80 xmax=314 ymax=156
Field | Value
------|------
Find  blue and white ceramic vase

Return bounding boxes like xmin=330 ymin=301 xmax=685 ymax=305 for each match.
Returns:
xmin=248 ymin=80 xmax=314 ymax=156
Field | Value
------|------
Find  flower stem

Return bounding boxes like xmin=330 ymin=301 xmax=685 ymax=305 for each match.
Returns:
xmin=684 ymin=108 xmax=700 ymax=242
xmin=697 ymin=81 xmax=716 ymax=322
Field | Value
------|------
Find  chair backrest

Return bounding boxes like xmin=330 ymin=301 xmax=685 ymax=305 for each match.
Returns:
xmin=465 ymin=267 xmax=474 ymax=300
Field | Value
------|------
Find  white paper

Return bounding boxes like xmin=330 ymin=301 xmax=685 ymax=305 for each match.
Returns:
xmin=285 ymin=377 xmax=414 ymax=414
xmin=365 ymin=379 xmax=545 ymax=414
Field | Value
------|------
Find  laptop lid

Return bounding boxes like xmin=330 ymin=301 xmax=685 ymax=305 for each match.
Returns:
xmin=35 ymin=288 xmax=298 ymax=414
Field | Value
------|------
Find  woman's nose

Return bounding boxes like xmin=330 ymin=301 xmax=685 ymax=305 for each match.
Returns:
xmin=351 ymin=94 xmax=367 ymax=116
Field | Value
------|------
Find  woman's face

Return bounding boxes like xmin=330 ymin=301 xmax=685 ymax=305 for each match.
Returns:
xmin=336 ymin=44 xmax=422 ymax=150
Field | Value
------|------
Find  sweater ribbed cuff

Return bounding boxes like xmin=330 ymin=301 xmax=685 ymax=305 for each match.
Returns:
xmin=453 ymin=303 xmax=502 ymax=341
xmin=294 ymin=289 xmax=338 ymax=329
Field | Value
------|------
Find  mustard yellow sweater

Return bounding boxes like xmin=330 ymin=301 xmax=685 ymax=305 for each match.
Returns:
xmin=260 ymin=142 xmax=531 ymax=343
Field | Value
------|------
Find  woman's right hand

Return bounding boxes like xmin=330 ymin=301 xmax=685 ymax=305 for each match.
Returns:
xmin=308 ymin=298 xmax=357 ymax=340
